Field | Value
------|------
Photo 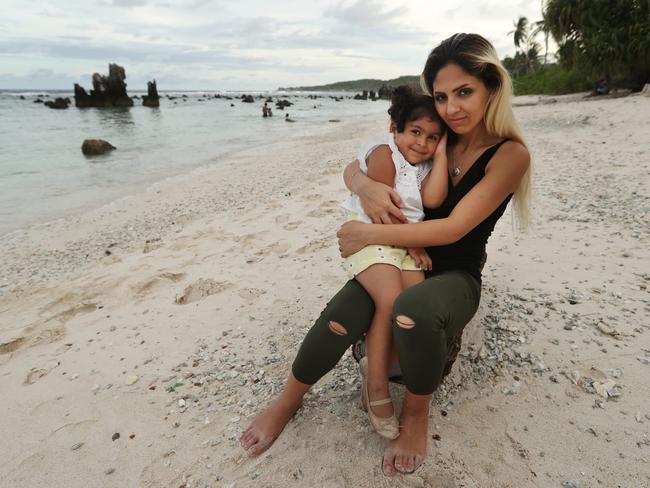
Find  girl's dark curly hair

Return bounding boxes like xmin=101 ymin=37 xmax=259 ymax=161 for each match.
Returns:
xmin=387 ymin=85 xmax=444 ymax=133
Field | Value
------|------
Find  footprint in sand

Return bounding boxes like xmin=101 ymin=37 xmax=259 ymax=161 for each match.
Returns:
xmin=296 ymin=237 xmax=331 ymax=255
xmin=0 ymin=337 xmax=25 ymax=355
xmin=274 ymin=214 xmax=290 ymax=224
xmin=245 ymin=240 xmax=291 ymax=263
xmin=175 ymin=279 xmax=233 ymax=304
xmin=237 ymin=288 xmax=267 ymax=303
xmin=283 ymin=221 xmax=303 ymax=231
xmin=133 ymin=272 xmax=187 ymax=298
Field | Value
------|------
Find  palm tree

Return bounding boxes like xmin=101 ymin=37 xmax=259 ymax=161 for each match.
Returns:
xmin=508 ymin=16 xmax=529 ymax=49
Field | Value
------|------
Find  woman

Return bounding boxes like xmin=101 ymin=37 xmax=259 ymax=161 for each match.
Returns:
xmin=240 ymin=33 xmax=531 ymax=477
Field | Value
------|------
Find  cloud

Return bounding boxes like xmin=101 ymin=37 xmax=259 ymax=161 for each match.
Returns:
xmin=107 ymin=0 xmax=149 ymax=6
xmin=324 ymin=0 xmax=405 ymax=28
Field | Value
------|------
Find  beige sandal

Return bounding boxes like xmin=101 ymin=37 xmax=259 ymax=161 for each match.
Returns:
xmin=359 ymin=357 xmax=399 ymax=439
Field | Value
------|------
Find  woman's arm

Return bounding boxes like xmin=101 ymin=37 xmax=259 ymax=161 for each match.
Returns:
xmin=342 ymin=159 xmax=408 ymax=224
xmin=338 ymin=142 xmax=530 ymax=255
xmin=420 ymin=133 xmax=448 ymax=209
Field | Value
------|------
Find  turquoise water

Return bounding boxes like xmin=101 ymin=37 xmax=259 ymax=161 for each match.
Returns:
xmin=0 ymin=90 xmax=389 ymax=235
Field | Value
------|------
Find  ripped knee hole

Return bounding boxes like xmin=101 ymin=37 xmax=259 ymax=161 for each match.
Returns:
xmin=395 ymin=315 xmax=415 ymax=329
xmin=328 ymin=321 xmax=348 ymax=336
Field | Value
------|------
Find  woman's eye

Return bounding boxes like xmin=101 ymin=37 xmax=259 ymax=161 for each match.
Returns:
xmin=459 ymin=88 xmax=473 ymax=96
xmin=434 ymin=95 xmax=446 ymax=102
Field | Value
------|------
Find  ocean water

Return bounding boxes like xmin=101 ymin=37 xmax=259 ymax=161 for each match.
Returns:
xmin=0 ymin=90 xmax=389 ymax=236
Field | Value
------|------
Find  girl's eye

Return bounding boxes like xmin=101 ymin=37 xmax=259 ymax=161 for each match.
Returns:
xmin=411 ymin=129 xmax=421 ymax=136
xmin=429 ymin=135 xmax=440 ymax=141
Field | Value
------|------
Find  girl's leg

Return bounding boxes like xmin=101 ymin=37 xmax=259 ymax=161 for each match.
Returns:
xmin=355 ymin=264 xmax=403 ymax=418
xmin=241 ymin=279 xmax=374 ymax=457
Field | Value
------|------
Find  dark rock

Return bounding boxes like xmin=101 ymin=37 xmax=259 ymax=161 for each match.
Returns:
xmin=241 ymin=94 xmax=254 ymax=103
xmin=354 ymin=90 xmax=368 ymax=100
xmin=74 ymin=63 xmax=134 ymax=108
xmin=34 ymin=99 xmax=44 ymax=103
xmin=275 ymin=99 xmax=292 ymax=109
xmin=82 ymin=139 xmax=116 ymax=155
xmin=142 ymin=80 xmax=160 ymax=107
xmin=20 ymin=95 xmax=25 ymax=100
xmin=44 ymin=97 xmax=70 ymax=109
xmin=378 ymin=84 xmax=392 ymax=99
xmin=265 ymin=97 xmax=273 ymax=102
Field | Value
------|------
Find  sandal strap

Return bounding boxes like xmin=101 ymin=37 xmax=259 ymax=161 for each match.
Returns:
xmin=369 ymin=398 xmax=393 ymax=407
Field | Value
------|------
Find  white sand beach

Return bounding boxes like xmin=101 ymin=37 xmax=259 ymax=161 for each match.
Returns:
xmin=1 ymin=93 xmax=649 ymax=488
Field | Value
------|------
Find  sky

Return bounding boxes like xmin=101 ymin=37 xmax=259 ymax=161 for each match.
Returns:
xmin=0 ymin=0 xmax=548 ymax=91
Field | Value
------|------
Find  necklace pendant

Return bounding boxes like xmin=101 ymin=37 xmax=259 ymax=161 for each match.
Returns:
xmin=452 ymin=167 xmax=461 ymax=177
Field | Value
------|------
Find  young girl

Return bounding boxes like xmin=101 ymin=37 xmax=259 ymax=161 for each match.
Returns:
xmin=340 ymin=85 xmax=448 ymax=439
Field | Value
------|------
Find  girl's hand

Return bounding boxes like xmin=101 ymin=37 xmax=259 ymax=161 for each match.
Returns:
xmin=408 ymin=247 xmax=432 ymax=271
xmin=357 ymin=178 xmax=407 ymax=225
xmin=434 ymin=132 xmax=448 ymax=164
xmin=337 ymin=221 xmax=371 ymax=257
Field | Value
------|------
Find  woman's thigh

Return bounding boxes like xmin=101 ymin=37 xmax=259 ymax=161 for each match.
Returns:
xmin=391 ymin=271 xmax=481 ymax=394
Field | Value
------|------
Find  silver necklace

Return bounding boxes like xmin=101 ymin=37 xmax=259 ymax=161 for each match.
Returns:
xmin=449 ymin=153 xmax=462 ymax=177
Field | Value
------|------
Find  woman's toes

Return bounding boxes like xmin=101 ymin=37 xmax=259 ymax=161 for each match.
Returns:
xmin=240 ymin=431 xmax=255 ymax=449
xmin=405 ymin=456 xmax=415 ymax=472
xmin=382 ymin=451 xmax=397 ymax=476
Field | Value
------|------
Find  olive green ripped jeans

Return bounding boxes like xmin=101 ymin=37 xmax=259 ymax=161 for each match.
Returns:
xmin=291 ymin=270 xmax=481 ymax=395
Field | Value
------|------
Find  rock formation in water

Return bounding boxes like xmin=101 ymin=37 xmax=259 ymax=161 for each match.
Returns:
xmin=81 ymin=139 xmax=116 ymax=155
xmin=45 ymin=97 xmax=71 ymax=109
xmin=74 ymin=64 xmax=134 ymax=108
xmin=142 ymin=80 xmax=160 ymax=107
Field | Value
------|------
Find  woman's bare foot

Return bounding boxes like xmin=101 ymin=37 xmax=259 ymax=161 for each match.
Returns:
xmin=382 ymin=392 xmax=429 ymax=476
xmin=240 ymin=398 xmax=302 ymax=457
xmin=240 ymin=373 xmax=310 ymax=458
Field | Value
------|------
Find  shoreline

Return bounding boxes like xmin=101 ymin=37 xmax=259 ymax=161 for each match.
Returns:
xmin=1 ymin=94 xmax=649 ymax=487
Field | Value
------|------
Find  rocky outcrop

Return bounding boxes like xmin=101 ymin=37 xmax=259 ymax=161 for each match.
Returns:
xmin=142 ymin=80 xmax=160 ymax=107
xmin=275 ymin=99 xmax=293 ymax=109
xmin=74 ymin=64 xmax=134 ymax=108
xmin=642 ymin=84 xmax=650 ymax=96
xmin=354 ymin=90 xmax=368 ymax=100
xmin=81 ymin=139 xmax=116 ymax=155
xmin=241 ymin=94 xmax=254 ymax=103
xmin=45 ymin=97 xmax=71 ymax=109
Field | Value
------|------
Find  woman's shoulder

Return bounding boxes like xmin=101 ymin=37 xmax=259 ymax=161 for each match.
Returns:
xmin=491 ymin=139 xmax=530 ymax=172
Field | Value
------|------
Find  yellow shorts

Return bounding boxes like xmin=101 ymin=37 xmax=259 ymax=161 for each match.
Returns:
xmin=343 ymin=244 xmax=421 ymax=278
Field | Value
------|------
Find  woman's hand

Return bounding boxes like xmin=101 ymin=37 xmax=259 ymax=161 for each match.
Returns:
xmin=337 ymin=221 xmax=371 ymax=257
xmin=359 ymin=179 xmax=408 ymax=224
xmin=407 ymin=248 xmax=432 ymax=271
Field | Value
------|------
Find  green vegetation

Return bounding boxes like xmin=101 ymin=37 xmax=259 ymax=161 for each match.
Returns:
xmin=279 ymin=75 xmax=419 ymax=92
xmin=511 ymin=64 xmax=592 ymax=95
xmin=506 ymin=0 xmax=649 ymax=94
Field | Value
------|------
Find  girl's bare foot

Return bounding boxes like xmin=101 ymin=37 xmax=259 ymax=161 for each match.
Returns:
xmin=240 ymin=398 xmax=302 ymax=457
xmin=382 ymin=411 xmax=428 ymax=475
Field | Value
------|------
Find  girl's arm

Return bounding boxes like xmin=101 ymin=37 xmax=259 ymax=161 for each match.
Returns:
xmin=420 ymin=132 xmax=448 ymax=209
xmin=337 ymin=141 xmax=530 ymax=255
xmin=343 ymin=159 xmax=408 ymax=224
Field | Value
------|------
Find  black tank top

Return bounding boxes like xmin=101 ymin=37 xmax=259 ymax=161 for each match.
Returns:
xmin=424 ymin=139 xmax=512 ymax=283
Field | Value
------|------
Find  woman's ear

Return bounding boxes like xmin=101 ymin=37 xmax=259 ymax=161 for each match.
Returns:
xmin=389 ymin=121 xmax=396 ymax=133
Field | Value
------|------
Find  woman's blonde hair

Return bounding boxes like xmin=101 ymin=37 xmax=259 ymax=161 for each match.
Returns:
xmin=420 ymin=33 xmax=531 ymax=229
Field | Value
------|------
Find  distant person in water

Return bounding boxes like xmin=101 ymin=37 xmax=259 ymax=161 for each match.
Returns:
xmin=268 ymin=107 xmax=273 ymax=117
xmin=263 ymin=103 xmax=269 ymax=117
xmin=285 ymin=113 xmax=294 ymax=122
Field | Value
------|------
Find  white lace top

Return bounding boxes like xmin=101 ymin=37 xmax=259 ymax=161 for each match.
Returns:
xmin=341 ymin=133 xmax=432 ymax=224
